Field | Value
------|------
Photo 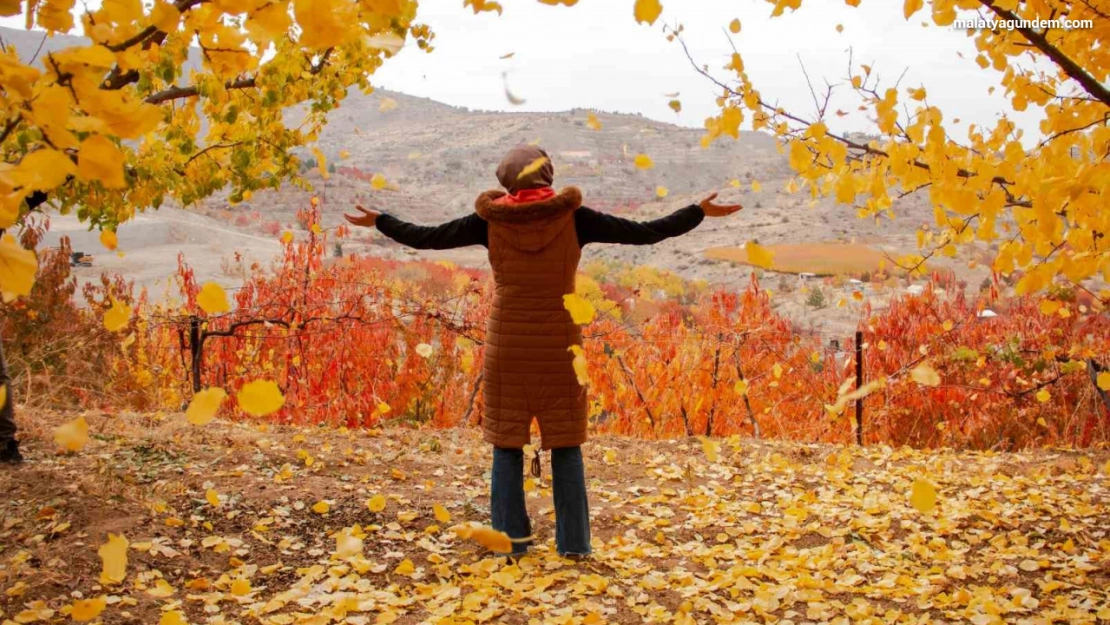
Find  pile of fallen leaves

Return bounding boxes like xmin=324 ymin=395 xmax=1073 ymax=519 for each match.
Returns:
xmin=1 ymin=412 xmax=1108 ymax=625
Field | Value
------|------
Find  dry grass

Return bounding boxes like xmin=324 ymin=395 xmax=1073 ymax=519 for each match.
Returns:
xmin=705 ymin=243 xmax=914 ymax=276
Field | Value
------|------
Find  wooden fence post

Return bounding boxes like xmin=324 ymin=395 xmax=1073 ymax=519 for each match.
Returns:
xmin=855 ymin=330 xmax=864 ymax=446
xmin=188 ymin=315 xmax=203 ymax=394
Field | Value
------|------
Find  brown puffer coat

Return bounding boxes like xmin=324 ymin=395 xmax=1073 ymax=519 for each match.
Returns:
xmin=475 ymin=186 xmax=588 ymax=450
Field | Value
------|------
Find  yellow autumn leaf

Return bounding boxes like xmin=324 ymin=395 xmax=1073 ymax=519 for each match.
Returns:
xmin=146 ymin=579 xmax=176 ymax=598
xmin=98 ymin=533 xmax=128 ymax=585
xmin=77 ymin=134 xmax=126 ymax=188
xmin=836 ymin=23 xmax=844 ymax=32
xmin=729 ymin=179 xmax=741 ymax=188
xmin=751 ymin=180 xmax=761 ymax=192
xmin=910 ymin=362 xmax=940 ymax=387
xmin=206 ymin=489 xmax=220 ymax=507
xmin=186 ymin=387 xmax=227 ymax=425
xmin=197 ymin=281 xmax=230 ymax=314
xmin=379 ymin=97 xmax=398 ymax=112
xmin=281 ymin=231 xmax=294 ymax=244
xmin=668 ymin=99 xmax=681 ymax=113
xmin=633 ymin=0 xmax=662 ymax=25
xmin=633 ymin=154 xmax=654 ymax=170
xmin=1097 ymin=372 xmax=1110 ymax=391
xmin=734 ymin=379 xmax=748 ymax=396
xmin=237 ymin=380 xmax=285 ymax=417
xmin=903 ymin=0 xmax=923 ymax=19
xmin=415 ymin=343 xmax=434 ymax=358
xmin=367 ymin=494 xmax=387 ymax=512
xmin=744 ymin=242 xmax=774 ymax=269
xmin=312 ymin=500 xmax=330 ymax=514
xmin=772 ymin=363 xmax=783 ymax=379
xmin=394 ymin=558 xmax=415 ymax=575
xmin=54 ymin=416 xmax=89 ymax=452
xmin=1039 ymin=299 xmax=1060 ymax=315
xmin=656 ymin=186 xmax=669 ymax=198
xmin=433 ymin=503 xmax=451 ymax=523
xmin=160 ymin=611 xmax=187 ymax=625
xmin=99 ymin=229 xmax=118 ymax=251
xmin=909 ymin=478 xmax=936 ymax=513
xmin=70 ymin=596 xmax=106 ymax=622
xmin=563 ymin=293 xmax=596 ymax=324
xmin=451 ymin=523 xmax=517 ymax=554
xmin=568 ymin=345 xmax=590 ymax=386
xmin=516 ymin=156 xmax=548 ymax=180
xmin=371 ymin=173 xmax=387 ymax=190
xmin=1036 ymin=389 xmax=1051 ymax=403
xmin=339 ymin=149 xmax=350 ymax=159
xmin=0 ymin=234 xmax=38 ymax=300
xmin=230 ymin=578 xmax=251 ymax=596
xmin=586 ymin=111 xmax=602 ymax=130
xmin=103 ymin=297 xmax=132 ymax=332
xmin=334 ymin=526 xmax=364 ymax=559
xmin=729 ymin=18 xmax=740 ymax=33
xmin=700 ymin=437 xmax=720 ymax=462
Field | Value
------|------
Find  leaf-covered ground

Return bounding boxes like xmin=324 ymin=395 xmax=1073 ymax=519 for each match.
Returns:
xmin=1 ymin=413 xmax=1109 ymax=625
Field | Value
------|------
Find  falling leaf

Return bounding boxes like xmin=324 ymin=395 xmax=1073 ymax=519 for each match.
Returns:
xmin=98 ymin=533 xmax=128 ymax=585
xmin=186 ymin=388 xmax=227 ymax=425
xmin=910 ymin=362 xmax=940 ymax=387
xmin=663 ymin=91 xmax=680 ymax=98
xmin=563 ymin=293 xmax=596 ymax=324
xmin=54 ymin=416 xmax=89 ymax=452
xmin=502 ymin=72 xmax=526 ymax=105
xmin=451 ymin=523 xmax=518 ymax=553
xmin=197 ymin=282 xmax=230 ymax=314
xmin=656 ymin=186 xmax=669 ymax=198
xmin=633 ymin=0 xmax=662 ymax=25
xmin=99 ymin=230 xmax=118 ymax=251
xmin=103 ymin=297 xmax=132 ymax=332
xmin=334 ymin=527 xmax=363 ymax=559
xmin=433 ymin=503 xmax=451 ymax=523
xmin=205 ymin=489 xmax=220 ymax=507
xmin=499 ymin=52 xmax=514 ymax=59
xmin=237 ymin=379 xmax=285 ymax=417
xmin=909 ymin=478 xmax=936 ymax=513
xmin=70 ymin=597 xmax=107 ymax=622
xmin=338 ymin=149 xmax=350 ymax=160
xmin=312 ymin=501 xmax=330 ymax=514
xmin=729 ymin=18 xmax=741 ymax=33
xmin=516 ymin=156 xmax=548 ymax=180
xmin=586 ymin=111 xmax=602 ymax=130
xmin=371 ymin=173 xmax=388 ymax=190
xmin=668 ymin=99 xmax=681 ymax=113
xmin=568 ymin=345 xmax=590 ymax=386
xmin=734 ymin=379 xmax=748 ymax=395
xmin=633 ymin=154 xmax=654 ymax=169
xmin=1036 ymin=389 xmax=1051 ymax=403
xmin=1097 ymin=372 xmax=1110 ymax=391
xmin=700 ymin=437 xmax=720 ymax=462
xmin=312 ymin=146 xmax=328 ymax=179
xmin=367 ymin=494 xmax=387 ymax=512
xmin=744 ymin=242 xmax=774 ymax=269
xmin=415 ymin=343 xmax=434 ymax=358
xmin=751 ymin=180 xmax=762 ymax=192
xmin=379 ymin=97 xmax=398 ymax=112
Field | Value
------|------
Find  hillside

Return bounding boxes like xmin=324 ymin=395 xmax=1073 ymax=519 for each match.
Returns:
xmin=2 ymin=411 xmax=1108 ymax=625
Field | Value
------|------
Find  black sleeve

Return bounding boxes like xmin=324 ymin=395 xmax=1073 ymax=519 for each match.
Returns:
xmin=575 ymin=205 xmax=705 ymax=246
xmin=375 ymin=213 xmax=488 ymax=249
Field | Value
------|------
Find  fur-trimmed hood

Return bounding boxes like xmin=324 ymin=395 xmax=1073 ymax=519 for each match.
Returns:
xmin=475 ymin=186 xmax=582 ymax=252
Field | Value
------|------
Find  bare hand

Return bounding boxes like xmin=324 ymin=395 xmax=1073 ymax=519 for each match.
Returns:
xmin=343 ymin=204 xmax=381 ymax=228
xmin=699 ymin=193 xmax=743 ymax=217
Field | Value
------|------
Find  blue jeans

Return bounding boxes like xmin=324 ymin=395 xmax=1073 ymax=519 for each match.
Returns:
xmin=490 ymin=446 xmax=591 ymax=557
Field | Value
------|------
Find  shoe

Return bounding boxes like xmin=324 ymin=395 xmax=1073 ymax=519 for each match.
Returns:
xmin=0 ymin=440 xmax=23 ymax=464
xmin=560 ymin=553 xmax=590 ymax=562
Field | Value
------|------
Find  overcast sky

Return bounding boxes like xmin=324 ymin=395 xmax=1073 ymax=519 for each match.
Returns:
xmin=2 ymin=1 xmax=1044 ymax=138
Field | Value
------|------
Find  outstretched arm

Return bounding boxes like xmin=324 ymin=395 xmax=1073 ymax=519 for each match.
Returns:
xmin=576 ymin=193 xmax=742 ymax=246
xmin=344 ymin=205 xmax=489 ymax=249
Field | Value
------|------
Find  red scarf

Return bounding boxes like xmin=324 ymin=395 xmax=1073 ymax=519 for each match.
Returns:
xmin=492 ymin=186 xmax=556 ymax=206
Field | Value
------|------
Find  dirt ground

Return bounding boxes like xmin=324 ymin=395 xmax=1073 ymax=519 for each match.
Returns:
xmin=1 ymin=412 xmax=1108 ymax=625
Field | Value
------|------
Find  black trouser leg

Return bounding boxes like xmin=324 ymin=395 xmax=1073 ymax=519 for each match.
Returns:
xmin=0 ymin=341 xmax=16 ymax=443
